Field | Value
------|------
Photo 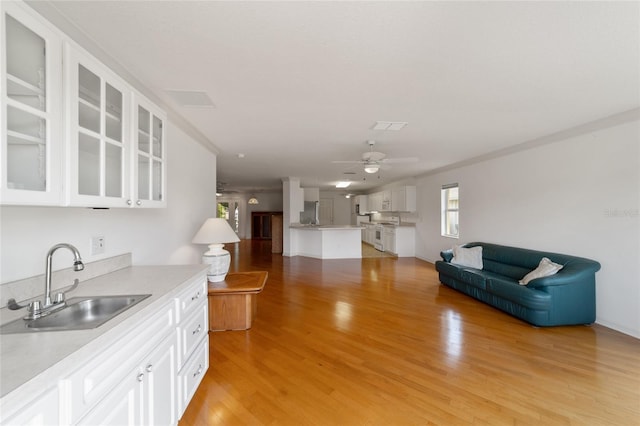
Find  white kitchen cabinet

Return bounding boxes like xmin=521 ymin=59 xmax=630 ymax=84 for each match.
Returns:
xmin=368 ymin=192 xmax=382 ymax=212
xmin=2 ymin=2 xmax=169 ymax=208
xmin=362 ymin=223 xmax=375 ymax=245
xmin=133 ymin=94 xmax=166 ymax=207
xmin=76 ymin=366 xmax=141 ymax=426
xmin=177 ymin=301 xmax=207 ymax=368
xmin=77 ymin=330 xmax=177 ymax=426
xmin=175 ymin=276 xmax=209 ymax=418
xmin=386 ymin=226 xmax=415 ymax=257
xmin=64 ymin=300 xmax=176 ymax=424
xmin=380 ymin=190 xmax=391 ymax=211
xmin=0 ymin=267 xmax=208 ymax=426
xmin=391 ymin=186 xmax=416 ymax=212
xmin=178 ymin=335 xmax=209 ymax=417
xmin=383 ymin=226 xmax=396 ymax=254
xmin=65 ymin=43 xmax=168 ymax=209
xmin=1 ymin=386 xmax=60 ymax=426
xmin=0 ymin=2 xmax=64 ymax=205
xmin=65 ymin=43 xmax=132 ymax=207
xmin=141 ymin=331 xmax=178 ymax=425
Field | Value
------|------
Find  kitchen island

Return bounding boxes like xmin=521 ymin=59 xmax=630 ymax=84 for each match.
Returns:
xmin=289 ymin=225 xmax=363 ymax=259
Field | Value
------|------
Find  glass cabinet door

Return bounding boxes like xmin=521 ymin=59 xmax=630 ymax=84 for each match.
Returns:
xmin=135 ymin=97 xmax=165 ymax=207
xmin=1 ymin=4 xmax=62 ymax=205
xmin=66 ymin=44 xmax=129 ymax=207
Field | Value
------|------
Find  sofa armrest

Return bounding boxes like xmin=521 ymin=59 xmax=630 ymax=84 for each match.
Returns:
xmin=526 ymin=261 xmax=601 ymax=289
xmin=440 ymin=249 xmax=454 ymax=263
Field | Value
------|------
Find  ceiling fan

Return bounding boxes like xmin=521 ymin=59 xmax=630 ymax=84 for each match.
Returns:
xmin=332 ymin=141 xmax=418 ymax=174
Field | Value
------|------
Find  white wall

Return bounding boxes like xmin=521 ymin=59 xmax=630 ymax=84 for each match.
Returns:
xmin=0 ymin=121 xmax=217 ymax=285
xmin=414 ymin=118 xmax=640 ymax=338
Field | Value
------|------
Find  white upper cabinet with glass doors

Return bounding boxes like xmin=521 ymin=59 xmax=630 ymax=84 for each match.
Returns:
xmin=133 ymin=94 xmax=166 ymax=208
xmin=0 ymin=2 xmax=63 ymax=205
xmin=65 ymin=43 xmax=131 ymax=207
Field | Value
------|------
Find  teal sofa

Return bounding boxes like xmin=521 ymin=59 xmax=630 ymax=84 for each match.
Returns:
xmin=435 ymin=242 xmax=601 ymax=326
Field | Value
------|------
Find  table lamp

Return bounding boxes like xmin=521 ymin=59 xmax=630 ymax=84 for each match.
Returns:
xmin=192 ymin=218 xmax=240 ymax=282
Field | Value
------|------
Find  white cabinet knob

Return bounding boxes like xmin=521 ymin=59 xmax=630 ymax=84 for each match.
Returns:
xmin=137 ymin=373 xmax=144 ymax=382
xmin=136 ymin=200 xmax=142 ymax=206
xmin=146 ymin=364 xmax=153 ymax=373
xmin=126 ymin=199 xmax=132 ymax=206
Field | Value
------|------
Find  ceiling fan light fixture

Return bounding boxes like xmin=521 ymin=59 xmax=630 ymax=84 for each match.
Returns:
xmin=364 ymin=164 xmax=379 ymax=174
xmin=248 ymin=195 xmax=259 ymax=205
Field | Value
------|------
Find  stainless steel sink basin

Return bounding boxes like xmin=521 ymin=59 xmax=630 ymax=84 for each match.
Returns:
xmin=0 ymin=294 xmax=151 ymax=334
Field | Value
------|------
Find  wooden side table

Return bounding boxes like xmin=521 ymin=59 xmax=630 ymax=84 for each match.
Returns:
xmin=207 ymin=271 xmax=268 ymax=331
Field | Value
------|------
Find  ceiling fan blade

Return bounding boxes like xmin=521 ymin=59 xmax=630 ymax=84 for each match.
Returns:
xmin=381 ymin=157 xmax=419 ymax=164
xmin=331 ymin=160 xmax=363 ymax=164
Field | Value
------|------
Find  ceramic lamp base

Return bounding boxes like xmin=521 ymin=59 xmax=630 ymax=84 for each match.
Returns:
xmin=202 ymin=243 xmax=231 ymax=282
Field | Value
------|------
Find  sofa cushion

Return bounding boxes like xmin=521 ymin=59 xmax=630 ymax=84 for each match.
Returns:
xmin=519 ymin=257 xmax=564 ymax=285
xmin=458 ymin=268 xmax=488 ymax=290
xmin=436 ymin=261 xmax=488 ymax=290
xmin=451 ymin=245 xmax=483 ymax=269
xmin=481 ymin=259 xmax=531 ymax=281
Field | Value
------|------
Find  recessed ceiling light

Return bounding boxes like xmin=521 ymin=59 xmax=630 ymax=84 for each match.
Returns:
xmin=165 ymin=90 xmax=216 ymax=108
xmin=372 ymin=121 xmax=408 ymax=131
xmin=336 ymin=181 xmax=351 ymax=188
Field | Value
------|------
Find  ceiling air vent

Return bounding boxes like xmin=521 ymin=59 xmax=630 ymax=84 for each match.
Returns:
xmin=372 ymin=121 xmax=408 ymax=131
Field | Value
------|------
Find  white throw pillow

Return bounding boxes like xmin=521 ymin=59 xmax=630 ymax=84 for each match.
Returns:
xmin=451 ymin=245 xmax=483 ymax=269
xmin=519 ymin=257 xmax=564 ymax=285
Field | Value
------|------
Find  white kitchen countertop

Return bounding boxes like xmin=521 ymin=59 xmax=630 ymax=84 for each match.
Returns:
xmin=0 ymin=264 xmax=208 ymax=405
xmin=290 ymin=224 xmax=364 ymax=230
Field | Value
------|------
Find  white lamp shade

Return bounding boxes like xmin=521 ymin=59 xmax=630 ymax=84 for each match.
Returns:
xmin=192 ymin=218 xmax=240 ymax=282
xmin=192 ymin=218 xmax=240 ymax=245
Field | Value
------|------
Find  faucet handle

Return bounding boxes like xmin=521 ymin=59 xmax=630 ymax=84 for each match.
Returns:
xmin=28 ymin=300 xmax=42 ymax=313
xmin=54 ymin=292 xmax=65 ymax=304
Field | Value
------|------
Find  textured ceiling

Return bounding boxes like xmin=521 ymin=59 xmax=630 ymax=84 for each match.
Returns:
xmin=42 ymin=1 xmax=640 ymax=193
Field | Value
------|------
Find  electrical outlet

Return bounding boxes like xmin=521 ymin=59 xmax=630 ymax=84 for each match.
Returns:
xmin=91 ymin=236 xmax=105 ymax=255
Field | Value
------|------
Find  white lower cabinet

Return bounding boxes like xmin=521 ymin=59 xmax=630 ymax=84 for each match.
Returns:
xmin=383 ymin=227 xmax=396 ymax=254
xmin=178 ymin=335 xmax=209 ymax=417
xmin=0 ymin=270 xmax=209 ymax=426
xmin=1 ymin=386 xmax=60 ymax=426
xmin=66 ymin=277 xmax=206 ymax=425
xmin=175 ymin=277 xmax=209 ymax=418
xmin=144 ymin=332 xmax=178 ymax=425
xmin=77 ymin=331 xmax=177 ymax=426
xmin=63 ymin=300 xmax=175 ymax=424
xmin=76 ymin=365 xmax=141 ymax=426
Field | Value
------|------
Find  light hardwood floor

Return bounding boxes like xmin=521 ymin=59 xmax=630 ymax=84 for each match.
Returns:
xmin=180 ymin=240 xmax=640 ymax=425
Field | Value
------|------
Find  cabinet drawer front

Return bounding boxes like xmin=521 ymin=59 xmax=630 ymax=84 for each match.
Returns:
xmin=63 ymin=301 xmax=175 ymax=424
xmin=176 ymin=276 xmax=207 ymax=323
xmin=177 ymin=334 xmax=209 ymax=418
xmin=178 ymin=301 xmax=208 ymax=368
